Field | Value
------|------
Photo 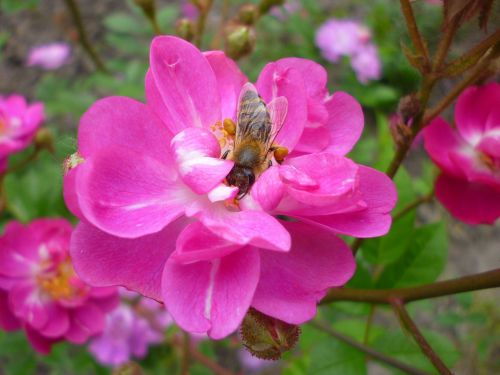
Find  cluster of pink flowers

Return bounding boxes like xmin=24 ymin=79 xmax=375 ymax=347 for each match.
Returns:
xmin=26 ymin=42 xmax=71 ymax=70
xmin=64 ymin=36 xmax=396 ymax=339
xmin=0 ymin=219 xmax=119 ymax=354
xmin=424 ymin=83 xmax=500 ymax=224
xmin=0 ymin=94 xmax=44 ymax=172
xmin=89 ymin=288 xmax=172 ymax=366
xmin=315 ymin=19 xmax=381 ymax=84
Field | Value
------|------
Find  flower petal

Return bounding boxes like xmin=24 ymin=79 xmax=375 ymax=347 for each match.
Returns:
xmin=256 ymin=62 xmax=307 ymax=150
xmin=435 ymin=173 xmax=500 ymax=225
xmin=149 ymin=36 xmax=221 ymax=132
xmin=75 ymin=146 xmax=185 ymax=238
xmin=25 ymin=325 xmax=58 ymax=354
xmin=39 ymin=304 xmax=70 ymax=338
xmin=162 ymin=247 xmax=260 ymax=339
xmin=204 ymin=51 xmax=248 ymax=120
xmin=252 ymin=221 xmax=354 ymax=324
xmin=250 ymin=166 xmax=285 ymax=211
xmin=70 ymin=219 xmax=188 ymax=301
xmin=65 ymin=302 xmax=104 ymax=344
xmin=0 ymin=290 xmax=20 ymax=331
xmin=171 ymin=128 xmax=234 ymax=194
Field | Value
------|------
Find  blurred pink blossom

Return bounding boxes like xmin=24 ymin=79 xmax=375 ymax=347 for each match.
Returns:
xmin=89 ymin=291 xmax=171 ymax=367
xmin=0 ymin=94 xmax=44 ymax=159
xmin=181 ymin=1 xmax=198 ymax=19
xmin=315 ymin=19 xmax=382 ymax=84
xmin=64 ymin=36 xmax=396 ymax=340
xmin=424 ymin=82 xmax=500 ymax=224
xmin=27 ymin=42 xmax=71 ymax=70
xmin=270 ymin=0 xmax=301 ymax=20
xmin=0 ymin=219 xmax=119 ymax=354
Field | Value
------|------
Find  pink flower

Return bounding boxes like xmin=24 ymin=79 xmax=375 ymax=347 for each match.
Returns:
xmin=26 ymin=42 xmax=71 ymax=70
xmin=181 ymin=1 xmax=198 ymax=20
xmin=0 ymin=219 xmax=119 ymax=354
xmin=423 ymin=83 xmax=500 ymax=224
xmin=0 ymin=94 xmax=44 ymax=159
xmin=89 ymin=291 xmax=171 ymax=366
xmin=315 ymin=19 xmax=381 ymax=84
xmin=64 ymin=36 xmax=396 ymax=339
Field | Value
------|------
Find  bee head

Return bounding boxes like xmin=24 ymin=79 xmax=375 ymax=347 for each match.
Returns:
xmin=226 ymin=165 xmax=255 ymax=199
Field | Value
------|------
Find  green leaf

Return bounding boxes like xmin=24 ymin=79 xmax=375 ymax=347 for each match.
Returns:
xmin=376 ymin=222 xmax=448 ymax=288
xmin=1 ymin=0 xmax=39 ymax=13
xmin=371 ymin=329 xmax=459 ymax=374
xmin=104 ymin=12 xmax=144 ymax=34
xmin=309 ymin=336 xmax=367 ymax=375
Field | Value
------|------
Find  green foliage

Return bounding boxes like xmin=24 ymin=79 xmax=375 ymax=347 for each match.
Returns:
xmin=0 ymin=0 xmax=39 ymax=13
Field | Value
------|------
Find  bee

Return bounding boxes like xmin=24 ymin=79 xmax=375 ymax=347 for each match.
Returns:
xmin=223 ymin=83 xmax=288 ymax=199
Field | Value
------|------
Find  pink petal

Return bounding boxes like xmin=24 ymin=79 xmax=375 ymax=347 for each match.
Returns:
xmin=274 ymin=58 xmax=328 ymax=98
xmin=162 ymin=247 xmax=260 ymax=339
xmin=70 ymin=219 xmax=188 ymax=301
xmin=65 ymin=302 xmax=104 ymax=343
xmin=9 ymin=283 xmax=48 ymax=329
xmin=39 ymin=304 xmax=70 ymax=338
xmin=0 ymin=290 xmax=21 ymax=331
xmin=256 ymin=62 xmax=307 ymax=150
xmin=194 ymin=204 xmax=291 ymax=252
xmin=423 ymin=117 xmax=465 ymax=176
xmin=0 ymin=222 xmax=37 ymax=278
xmin=323 ymin=92 xmax=364 ymax=155
xmin=252 ymin=221 xmax=355 ymax=324
xmin=250 ymin=166 xmax=285 ymax=211
xmin=75 ymin=147 xmax=185 ymax=238
xmin=25 ymin=325 xmax=59 ymax=354
xmin=435 ymin=173 xmax=500 ymax=224
xmin=293 ymin=126 xmax=330 ymax=154
xmin=77 ymin=96 xmax=172 ymax=162
xmin=477 ymin=129 xmax=500 ymax=159
xmin=455 ymin=83 xmax=500 ymax=143
xmin=148 ymin=36 xmax=221 ymax=132
xmin=171 ymin=128 xmax=234 ymax=194
xmin=171 ymin=221 xmax=243 ymax=264
xmin=300 ymin=165 xmax=396 ymax=237
xmin=204 ymin=51 xmax=248 ymax=120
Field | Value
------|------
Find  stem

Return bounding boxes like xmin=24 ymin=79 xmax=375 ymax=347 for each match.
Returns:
xmin=393 ymin=189 xmax=434 ymax=221
xmin=63 ymin=0 xmax=108 ymax=72
xmin=322 ymin=269 xmax=500 ymax=304
xmin=400 ymin=0 xmax=430 ymax=69
xmin=180 ymin=332 xmax=191 ymax=375
xmin=363 ymin=305 xmax=376 ymax=345
xmin=432 ymin=19 xmax=460 ymax=71
xmin=5 ymin=146 xmax=42 ymax=175
xmin=311 ymin=321 xmax=431 ymax=375
xmin=391 ymin=300 xmax=452 ymax=375
xmin=194 ymin=1 xmax=213 ymax=48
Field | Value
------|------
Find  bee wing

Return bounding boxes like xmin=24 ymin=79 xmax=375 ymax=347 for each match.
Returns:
xmin=266 ymin=96 xmax=288 ymax=149
xmin=236 ymin=82 xmax=271 ymax=147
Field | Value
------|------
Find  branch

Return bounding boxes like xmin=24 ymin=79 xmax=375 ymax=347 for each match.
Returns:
xmin=322 ymin=268 xmax=500 ymax=304
xmin=400 ymin=0 xmax=430 ymax=70
xmin=180 ymin=332 xmax=191 ymax=375
xmin=63 ymin=0 xmax=108 ymax=72
xmin=311 ymin=321 xmax=432 ymax=375
xmin=194 ymin=1 xmax=213 ymax=48
xmin=393 ymin=189 xmax=434 ymax=221
xmin=391 ymin=300 xmax=452 ymax=375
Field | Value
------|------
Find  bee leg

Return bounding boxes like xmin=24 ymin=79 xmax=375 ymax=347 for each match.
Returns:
xmin=268 ymin=160 xmax=272 ymax=168
xmin=221 ymin=150 xmax=230 ymax=160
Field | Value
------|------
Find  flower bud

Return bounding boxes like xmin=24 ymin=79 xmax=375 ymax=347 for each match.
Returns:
xmin=176 ymin=18 xmax=196 ymax=42
xmin=258 ymin=0 xmax=285 ymax=15
xmin=397 ymin=94 xmax=420 ymax=124
xmin=238 ymin=4 xmax=259 ymax=25
xmin=240 ymin=308 xmax=300 ymax=360
xmin=34 ymin=128 xmax=55 ymax=153
xmin=224 ymin=24 xmax=256 ymax=60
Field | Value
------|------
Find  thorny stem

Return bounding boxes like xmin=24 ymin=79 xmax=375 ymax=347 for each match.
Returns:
xmin=393 ymin=188 xmax=434 ymax=221
xmin=391 ymin=300 xmax=452 ymax=375
xmin=321 ymin=268 xmax=500 ymax=304
xmin=63 ymin=0 xmax=108 ymax=72
xmin=180 ymin=332 xmax=191 ymax=375
xmin=311 ymin=321 xmax=431 ymax=375
xmin=400 ymin=0 xmax=430 ymax=70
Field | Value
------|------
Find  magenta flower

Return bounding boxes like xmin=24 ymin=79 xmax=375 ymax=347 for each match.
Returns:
xmin=0 ymin=94 xmax=44 ymax=160
xmin=26 ymin=42 xmax=71 ymax=70
xmin=315 ymin=19 xmax=381 ymax=84
xmin=64 ymin=36 xmax=396 ymax=339
xmin=424 ymin=83 xmax=500 ymax=224
xmin=89 ymin=293 xmax=170 ymax=367
xmin=0 ymin=219 xmax=119 ymax=354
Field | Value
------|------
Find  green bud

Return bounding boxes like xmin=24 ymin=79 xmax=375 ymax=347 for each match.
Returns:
xmin=240 ymin=308 xmax=300 ymax=360
xmin=34 ymin=128 xmax=54 ymax=153
xmin=238 ymin=4 xmax=259 ymax=25
xmin=224 ymin=24 xmax=256 ymax=60
xmin=176 ymin=18 xmax=195 ymax=42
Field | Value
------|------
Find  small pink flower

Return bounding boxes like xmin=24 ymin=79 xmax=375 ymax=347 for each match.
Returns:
xmin=27 ymin=42 xmax=71 ymax=70
xmin=0 ymin=94 xmax=44 ymax=159
xmin=315 ymin=19 xmax=382 ymax=84
xmin=270 ymin=0 xmax=301 ymax=20
xmin=0 ymin=219 xmax=119 ymax=354
xmin=64 ymin=36 xmax=396 ymax=339
xmin=181 ymin=1 xmax=198 ymax=19
xmin=89 ymin=291 xmax=171 ymax=367
xmin=424 ymin=82 xmax=500 ymax=224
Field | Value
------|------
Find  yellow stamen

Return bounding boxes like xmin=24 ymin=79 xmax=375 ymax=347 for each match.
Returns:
xmin=223 ymin=118 xmax=236 ymax=136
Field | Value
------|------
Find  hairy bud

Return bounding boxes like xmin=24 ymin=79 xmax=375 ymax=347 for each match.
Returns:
xmin=176 ymin=18 xmax=196 ymax=42
xmin=34 ymin=128 xmax=55 ymax=153
xmin=238 ymin=4 xmax=259 ymax=25
xmin=240 ymin=308 xmax=300 ymax=360
xmin=224 ymin=24 xmax=256 ymax=60
xmin=397 ymin=94 xmax=420 ymax=124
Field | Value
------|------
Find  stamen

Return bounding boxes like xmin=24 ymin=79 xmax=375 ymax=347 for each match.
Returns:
xmin=223 ymin=118 xmax=236 ymax=136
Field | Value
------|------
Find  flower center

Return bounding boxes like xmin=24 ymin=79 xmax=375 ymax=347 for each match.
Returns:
xmin=37 ymin=255 xmax=88 ymax=300
xmin=478 ymin=151 xmax=500 ymax=172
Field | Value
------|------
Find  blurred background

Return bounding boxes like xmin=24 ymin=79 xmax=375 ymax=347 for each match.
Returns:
xmin=0 ymin=0 xmax=499 ymax=374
